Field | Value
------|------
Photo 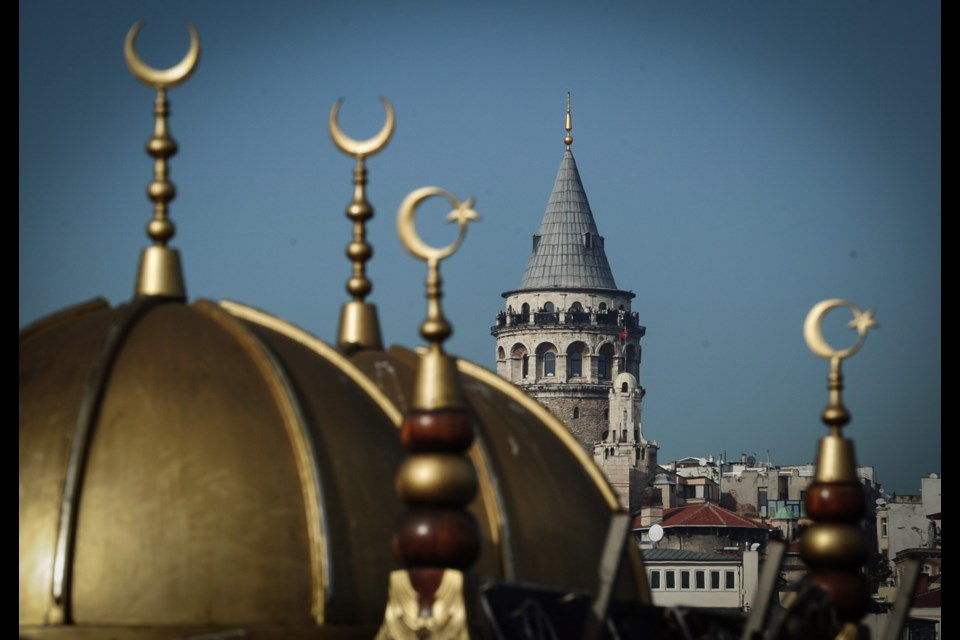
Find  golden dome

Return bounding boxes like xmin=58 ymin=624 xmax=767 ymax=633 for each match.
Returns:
xmin=19 ymin=297 xmax=407 ymax=636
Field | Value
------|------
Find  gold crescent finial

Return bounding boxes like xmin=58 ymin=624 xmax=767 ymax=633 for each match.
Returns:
xmin=329 ymin=97 xmax=396 ymax=352
xmin=803 ymin=299 xmax=877 ymax=362
xmin=329 ymin=97 xmax=395 ymax=157
xmin=397 ymin=187 xmax=479 ymax=411
xmin=397 ymin=187 xmax=479 ymax=266
xmin=124 ymin=21 xmax=201 ymax=89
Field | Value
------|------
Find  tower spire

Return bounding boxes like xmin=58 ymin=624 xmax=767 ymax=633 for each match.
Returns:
xmin=564 ymin=91 xmax=573 ymax=148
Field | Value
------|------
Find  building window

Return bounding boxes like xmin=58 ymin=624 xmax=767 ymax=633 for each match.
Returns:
xmin=710 ymin=571 xmax=721 ymax=590
xmin=521 ymin=303 xmax=530 ymax=315
xmin=695 ymin=571 xmax=705 ymax=590
xmin=680 ymin=571 xmax=691 ymax=590
xmin=522 ymin=355 xmax=529 ymax=378
xmin=573 ymin=407 xmax=580 ymax=420
xmin=881 ymin=517 xmax=888 ymax=538
xmin=544 ymin=352 xmax=556 ymax=376
xmin=544 ymin=301 xmax=555 ymax=312
xmin=758 ymin=488 xmax=768 ymax=518
xmin=725 ymin=571 xmax=736 ymax=590
xmin=598 ymin=353 xmax=608 ymax=379
xmin=649 ymin=571 xmax=661 ymax=590
xmin=570 ymin=352 xmax=582 ymax=377
xmin=665 ymin=571 xmax=676 ymax=590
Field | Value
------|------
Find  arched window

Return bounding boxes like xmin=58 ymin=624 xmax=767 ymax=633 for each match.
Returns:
xmin=570 ymin=352 xmax=582 ymax=377
xmin=522 ymin=354 xmax=529 ymax=378
xmin=521 ymin=302 xmax=530 ymax=315
xmin=573 ymin=407 xmax=580 ymax=420
xmin=544 ymin=301 xmax=555 ymax=312
xmin=598 ymin=343 xmax=615 ymax=380
xmin=544 ymin=352 xmax=556 ymax=376
xmin=570 ymin=301 xmax=583 ymax=313
xmin=622 ymin=382 xmax=629 ymax=393
xmin=598 ymin=302 xmax=608 ymax=312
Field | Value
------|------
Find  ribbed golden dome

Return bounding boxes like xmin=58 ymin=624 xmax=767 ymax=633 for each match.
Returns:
xmin=19 ymin=296 xmax=408 ymax=637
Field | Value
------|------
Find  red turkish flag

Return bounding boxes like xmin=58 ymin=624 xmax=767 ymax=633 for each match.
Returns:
xmin=619 ymin=328 xmax=628 ymax=341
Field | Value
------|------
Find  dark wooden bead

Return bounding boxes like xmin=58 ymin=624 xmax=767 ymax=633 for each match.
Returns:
xmin=402 ymin=409 xmax=474 ymax=453
xmin=809 ymin=570 xmax=870 ymax=622
xmin=804 ymin=481 xmax=865 ymax=521
xmin=393 ymin=508 xmax=480 ymax=569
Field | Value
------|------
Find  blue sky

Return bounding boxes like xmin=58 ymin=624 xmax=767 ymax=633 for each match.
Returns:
xmin=20 ymin=1 xmax=940 ymax=495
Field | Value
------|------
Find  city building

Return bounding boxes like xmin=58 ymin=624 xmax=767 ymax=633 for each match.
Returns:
xmin=491 ymin=97 xmax=657 ymax=512
xmin=641 ymin=547 xmax=760 ymax=612
xmin=876 ymin=473 xmax=942 ymax=576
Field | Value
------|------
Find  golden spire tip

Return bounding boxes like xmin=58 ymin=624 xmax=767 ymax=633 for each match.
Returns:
xmin=564 ymin=92 xmax=573 ymax=148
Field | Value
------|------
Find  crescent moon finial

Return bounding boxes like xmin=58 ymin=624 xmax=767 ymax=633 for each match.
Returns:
xmin=397 ymin=187 xmax=479 ymax=266
xmin=124 ymin=21 xmax=201 ymax=89
xmin=329 ymin=97 xmax=395 ymax=158
xmin=330 ymin=97 xmax=396 ymax=351
xmin=397 ymin=187 xmax=479 ymax=412
xmin=803 ymin=298 xmax=877 ymax=362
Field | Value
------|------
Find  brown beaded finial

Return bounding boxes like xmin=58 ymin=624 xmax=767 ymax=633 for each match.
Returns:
xmin=329 ymin=98 xmax=395 ymax=352
xmin=564 ymin=91 xmax=574 ymax=148
xmin=124 ymin=21 xmax=200 ymax=300
xmin=383 ymin=188 xmax=480 ymax=632
xmin=799 ymin=299 xmax=878 ymax=631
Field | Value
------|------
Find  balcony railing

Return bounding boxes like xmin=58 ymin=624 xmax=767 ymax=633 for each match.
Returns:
xmin=492 ymin=309 xmax=645 ymax=334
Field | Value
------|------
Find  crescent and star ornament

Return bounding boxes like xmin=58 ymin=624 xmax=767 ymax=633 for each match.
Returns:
xmin=803 ymin=298 xmax=878 ymax=362
xmin=329 ymin=97 xmax=395 ymax=157
xmin=124 ymin=21 xmax=200 ymax=89
xmin=396 ymin=187 xmax=479 ymax=265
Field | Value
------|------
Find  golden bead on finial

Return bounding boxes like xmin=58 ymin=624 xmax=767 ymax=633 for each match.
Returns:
xmin=564 ymin=91 xmax=574 ymax=148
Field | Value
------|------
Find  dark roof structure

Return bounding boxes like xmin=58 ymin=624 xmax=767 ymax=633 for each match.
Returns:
xmin=640 ymin=548 xmax=741 ymax=563
xmin=517 ymin=149 xmax=620 ymax=292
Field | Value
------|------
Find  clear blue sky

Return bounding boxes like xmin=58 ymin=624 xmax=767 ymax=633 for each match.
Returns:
xmin=20 ymin=0 xmax=940 ymax=495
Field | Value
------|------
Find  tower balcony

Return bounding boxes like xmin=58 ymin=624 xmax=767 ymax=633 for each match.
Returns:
xmin=492 ymin=308 xmax=646 ymax=337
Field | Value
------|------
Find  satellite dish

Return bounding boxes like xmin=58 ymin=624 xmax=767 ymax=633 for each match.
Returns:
xmin=746 ymin=455 xmax=757 ymax=467
xmin=649 ymin=524 xmax=664 ymax=542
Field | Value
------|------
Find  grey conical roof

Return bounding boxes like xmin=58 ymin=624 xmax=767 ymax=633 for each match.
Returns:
xmin=518 ymin=149 xmax=619 ymax=291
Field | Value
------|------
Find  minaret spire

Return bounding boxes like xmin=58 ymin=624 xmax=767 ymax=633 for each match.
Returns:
xmin=564 ymin=91 xmax=573 ymax=148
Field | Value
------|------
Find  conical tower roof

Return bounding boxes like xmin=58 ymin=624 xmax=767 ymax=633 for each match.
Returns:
xmin=518 ymin=146 xmax=619 ymax=291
